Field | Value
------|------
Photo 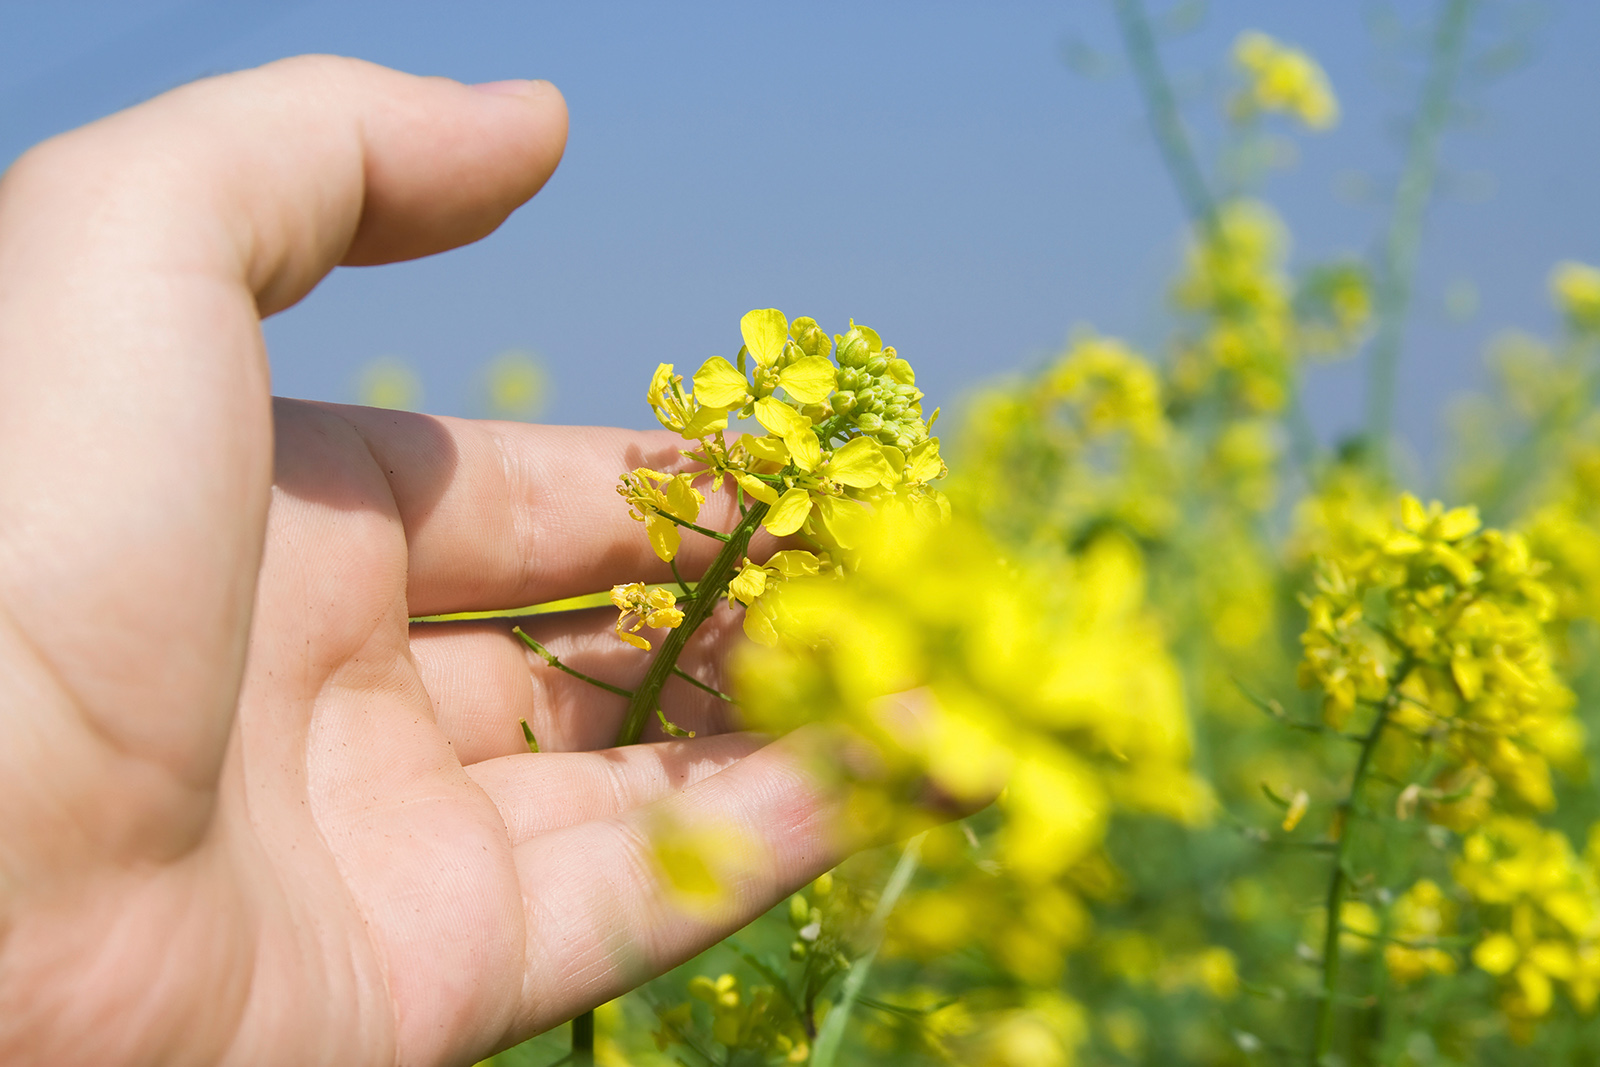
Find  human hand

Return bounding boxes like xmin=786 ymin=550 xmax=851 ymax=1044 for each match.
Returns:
xmin=0 ymin=57 xmax=853 ymax=1066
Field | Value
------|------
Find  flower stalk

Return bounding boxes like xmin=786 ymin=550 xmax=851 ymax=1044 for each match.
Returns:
xmin=615 ymin=501 xmax=769 ymax=747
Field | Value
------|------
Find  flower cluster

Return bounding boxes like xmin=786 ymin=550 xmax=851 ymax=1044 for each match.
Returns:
xmin=1552 ymin=260 xmax=1600 ymax=336
xmin=952 ymin=333 xmax=1178 ymax=552
xmin=1230 ymin=30 xmax=1339 ymax=129
xmin=1172 ymin=200 xmax=1298 ymax=414
xmin=653 ymin=972 xmax=811 ymax=1063
xmin=742 ymin=509 xmax=1208 ymax=856
xmin=1456 ymin=816 xmax=1600 ymax=1028
xmin=1298 ymin=495 xmax=1581 ymax=809
xmin=619 ymin=309 xmax=947 ymax=648
xmin=1384 ymin=879 xmax=1459 ymax=985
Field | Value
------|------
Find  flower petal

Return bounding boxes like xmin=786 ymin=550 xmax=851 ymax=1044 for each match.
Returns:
xmin=693 ymin=356 xmax=752 ymax=409
xmin=827 ymin=436 xmax=895 ymax=489
xmin=735 ymin=473 xmax=779 ymax=505
xmin=741 ymin=308 xmax=790 ymax=368
xmin=646 ymin=515 xmax=681 ymax=562
xmin=777 ymin=356 xmax=836 ymax=405
xmin=754 ymin=396 xmax=809 ymax=439
xmin=764 ymin=487 xmax=813 ymax=537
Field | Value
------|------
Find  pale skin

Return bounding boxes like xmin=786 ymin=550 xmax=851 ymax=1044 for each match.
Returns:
xmin=0 ymin=56 xmax=861 ymax=1066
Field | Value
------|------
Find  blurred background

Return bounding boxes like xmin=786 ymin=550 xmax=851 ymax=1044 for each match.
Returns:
xmin=1 ymin=1 xmax=1594 ymax=464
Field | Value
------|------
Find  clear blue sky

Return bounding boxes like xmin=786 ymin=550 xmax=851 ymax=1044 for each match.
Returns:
xmin=2 ymin=1 xmax=1596 ymax=467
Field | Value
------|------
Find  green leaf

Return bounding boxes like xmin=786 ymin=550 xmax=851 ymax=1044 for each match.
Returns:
xmin=741 ymin=308 xmax=790 ymax=368
xmin=692 ymin=356 xmax=751 ymax=409
xmin=777 ymin=356 xmax=836 ymax=404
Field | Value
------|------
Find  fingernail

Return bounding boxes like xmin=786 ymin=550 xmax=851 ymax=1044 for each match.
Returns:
xmin=471 ymin=79 xmax=543 ymax=98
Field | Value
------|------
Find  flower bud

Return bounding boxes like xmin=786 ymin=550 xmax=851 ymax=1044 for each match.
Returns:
xmin=857 ymin=412 xmax=884 ymax=433
xmin=790 ymin=317 xmax=831 ymax=359
xmin=832 ymin=390 xmax=857 ymax=415
xmin=788 ymin=894 xmax=811 ymax=929
xmin=865 ymin=353 xmax=889 ymax=376
xmin=838 ymin=331 xmax=871 ymax=368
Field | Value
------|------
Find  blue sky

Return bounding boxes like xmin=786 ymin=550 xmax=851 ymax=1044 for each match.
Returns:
xmin=2 ymin=1 xmax=1595 ymax=466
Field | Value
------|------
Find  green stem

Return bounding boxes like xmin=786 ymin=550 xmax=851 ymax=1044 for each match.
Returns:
xmin=810 ymin=834 xmax=925 ymax=1067
xmin=513 ymin=628 xmax=635 ymax=699
xmin=672 ymin=667 xmax=736 ymax=704
xmin=658 ymin=511 xmax=731 ymax=542
xmin=1362 ymin=0 xmax=1476 ymax=462
xmin=616 ymin=502 xmax=769 ymax=746
xmin=1110 ymin=0 xmax=1217 ymax=230
xmin=669 ymin=557 xmax=695 ymax=597
xmin=1311 ymin=664 xmax=1410 ymax=1065
xmin=571 ymin=1010 xmax=594 ymax=1067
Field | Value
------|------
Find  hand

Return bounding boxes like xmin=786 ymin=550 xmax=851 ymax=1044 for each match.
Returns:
xmin=0 ymin=57 xmax=851 ymax=1066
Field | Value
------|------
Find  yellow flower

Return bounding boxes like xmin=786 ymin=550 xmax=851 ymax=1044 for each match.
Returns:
xmin=1232 ymin=30 xmax=1339 ymax=129
xmin=1552 ymin=260 xmax=1600 ymax=334
xmin=617 ymin=467 xmax=707 ymax=562
xmin=609 ymin=582 xmax=685 ymax=650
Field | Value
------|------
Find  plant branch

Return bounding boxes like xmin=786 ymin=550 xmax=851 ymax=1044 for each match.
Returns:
xmin=616 ymin=502 xmax=769 ymax=746
xmin=571 ymin=1010 xmax=593 ymax=1067
xmin=514 ymin=628 xmax=635 ymax=699
xmin=1110 ymin=0 xmax=1217 ymax=229
xmin=673 ymin=667 xmax=736 ymax=704
xmin=1311 ymin=661 xmax=1412 ymax=1064
xmin=1363 ymin=0 xmax=1477 ymax=461
xmin=658 ymin=511 xmax=732 ymax=542
xmin=811 ymin=834 xmax=925 ymax=1067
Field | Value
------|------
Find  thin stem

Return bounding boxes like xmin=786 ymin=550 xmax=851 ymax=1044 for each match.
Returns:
xmin=571 ymin=1010 xmax=594 ymax=1067
xmin=669 ymin=557 xmax=694 ymax=598
xmin=616 ymin=502 xmax=769 ymax=746
xmin=1110 ymin=0 xmax=1217 ymax=229
xmin=1363 ymin=0 xmax=1476 ymax=461
xmin=672 ymin=667 xmax=736 ymax=704
xmin=811 ymin=834 xmax=925 ymax=1067
xmin=1311 ymin=663 xmax=1412 ymax=1065
xmin=657 ymin=511 xmax=731 ymax=543
xmin=513 ymin=628 xmax=635 ymax=699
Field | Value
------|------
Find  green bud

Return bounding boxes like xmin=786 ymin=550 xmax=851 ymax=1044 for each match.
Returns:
xmin=865 ymin=354 xmax=889 ymax=376
xmin=790 ymin=940 xmax=808 ymax=961
xmin=812 ymin=871 xmax=834 ymax=897
xmin=838 ymin=331 xmax=870 ymax=369
xmin=832 ymin=390 xmax=856 ymax=415
xmin=790 ymin=316 xmax=830 ymax=360
xmin=789 ymin=894 xmax=811 ymax=929
xmin=857 ymin=413 xmax=884 ymax=433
